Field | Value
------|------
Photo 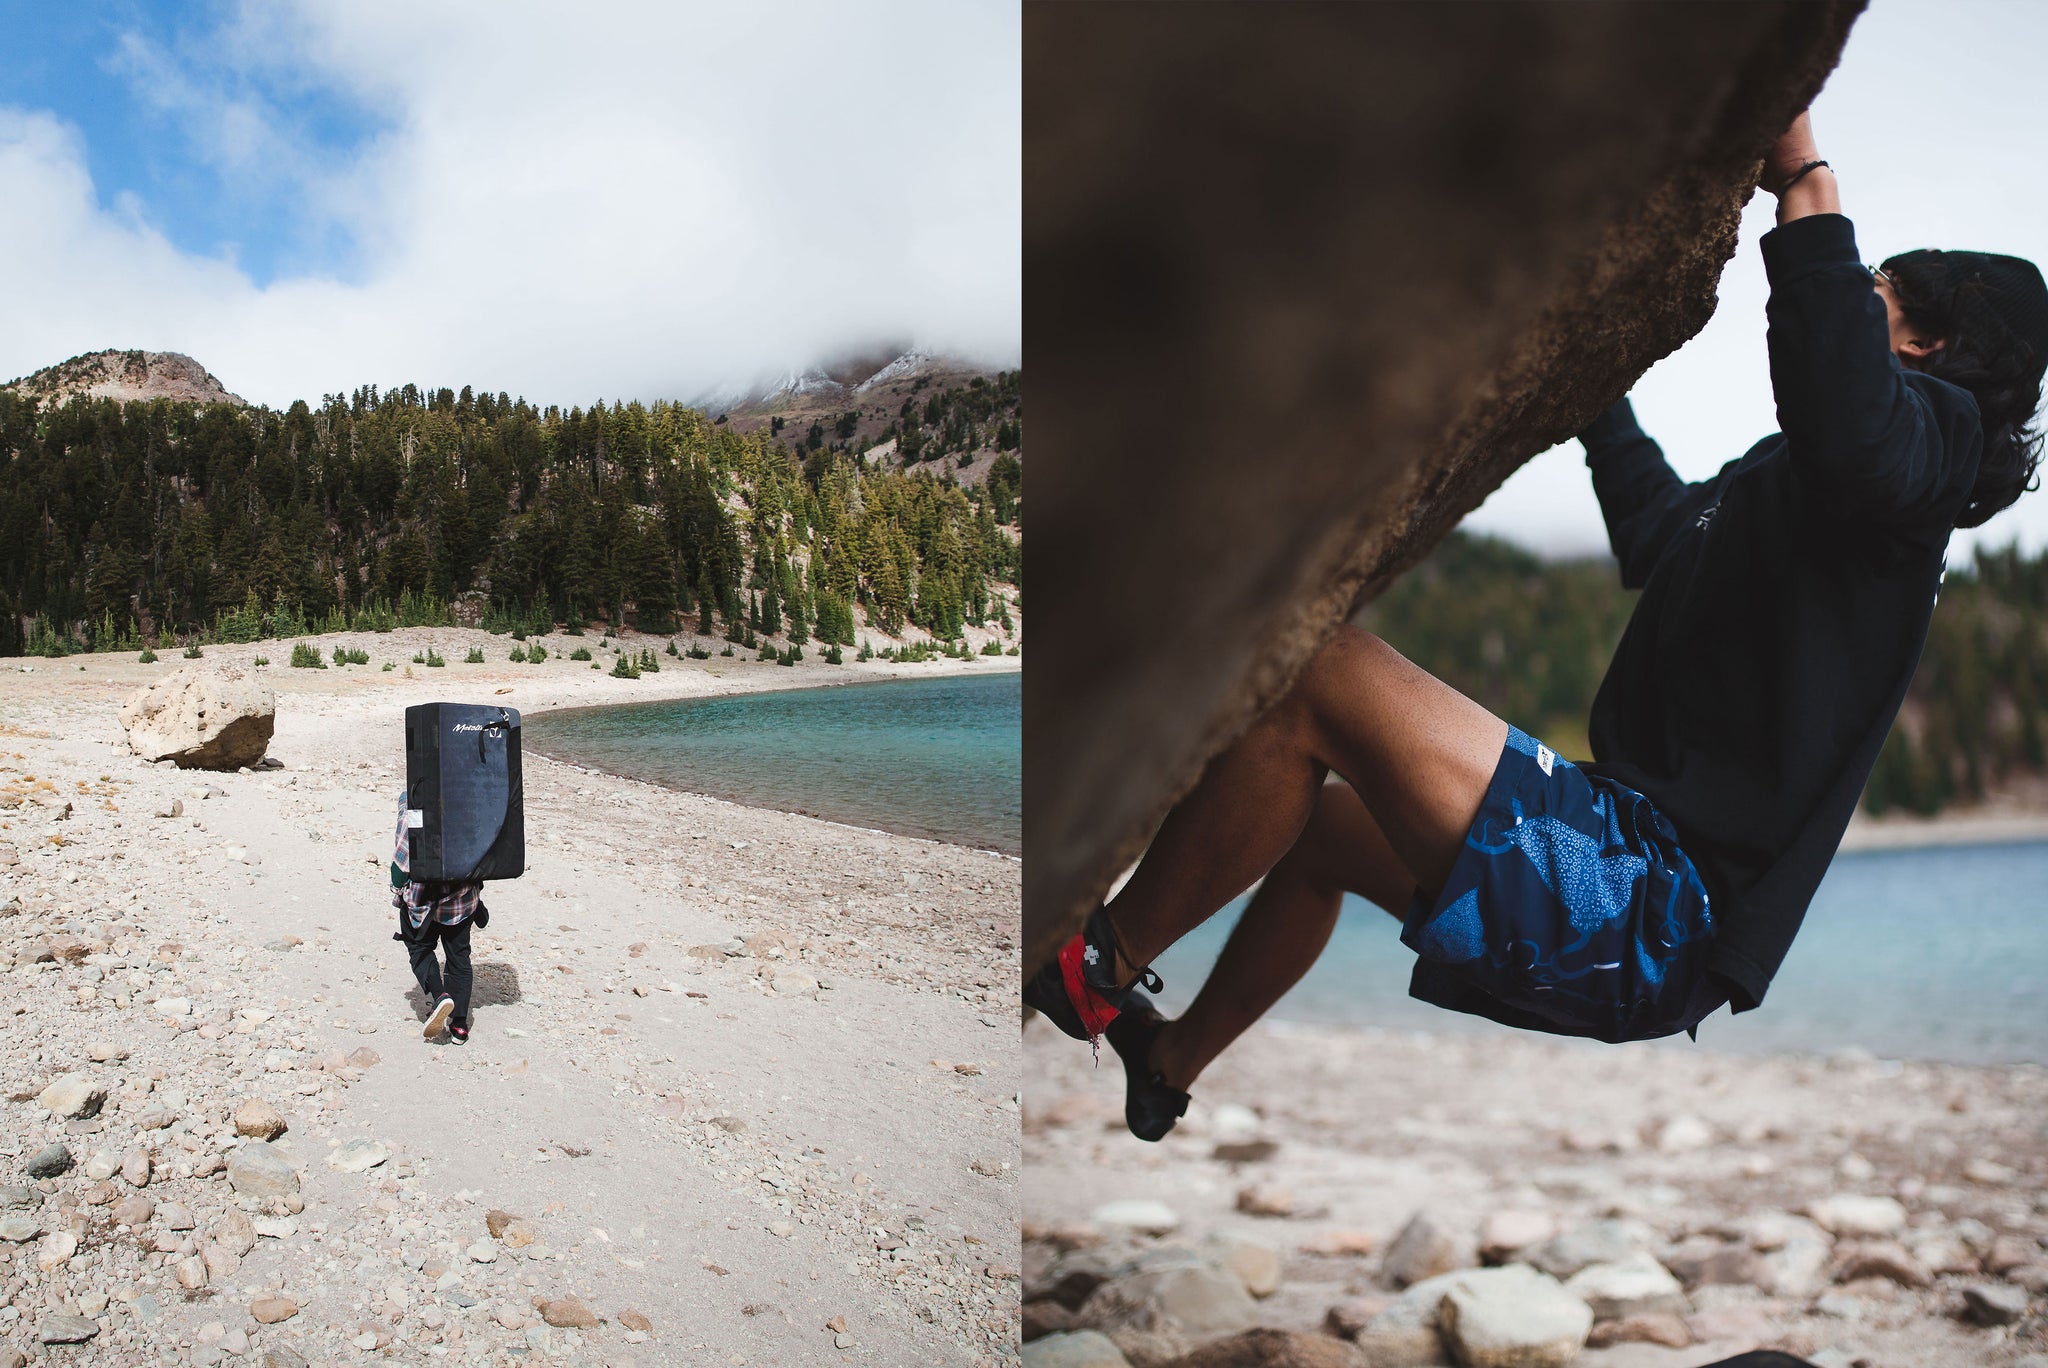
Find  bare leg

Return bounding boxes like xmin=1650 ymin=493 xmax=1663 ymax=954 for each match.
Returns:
xmin=1105 ymin=624 xmax=1507 ymax=972
xmin=1149 ymin=781 xmax=1415 ymax=1091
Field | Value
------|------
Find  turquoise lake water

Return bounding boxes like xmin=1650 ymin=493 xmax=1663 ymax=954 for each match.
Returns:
xmin=523 ymin=671 xmax=1020 ymax=855
xmin=1150 ymin=839 xmax=2048 ymax=1065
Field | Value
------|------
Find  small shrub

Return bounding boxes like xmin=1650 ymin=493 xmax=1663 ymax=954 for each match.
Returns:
xmin=291 ymin=642 xmax=326 ymax=668
xmin=720 ymin=644 xmax=735 ymax=657
xmin=825 ymin=644 xmax=843 ymax=664
xmin=252 ymin=655 xmax=269 ymax=666
xmin=687 ymin=644 xmax=710 ymax=660
xmin=509 ymin=646 xmax=527 ymax=663
xmin=527 ymin=644 xmax=547 ymax=663
xmin=570 ymin=646 xmax=592 ymax=661
xmin=464 ymin=647 xmax=485 ymax=663
xmin=411 ymin=652 xmax=424 ymax=664
xmin=981 ymin=639 xmax=1002 ymax=655
xmin=382 ymin=661 xmax=395 ymax=671
xmin=610 ymin=655 xmax=639 ymax=679
xmin=511 ymin=628 xmax=526 ymax=641
xmin=138 ymin=648 xmax=157 ymax=663
xmin=758 ymin=647 xmax=774 ymax=661
xmin=423 ymin=647 xmax=445 ymax=668
xmin=182 ymin=644 xmax=203 ymax=658
xmin=857 ymin=639 xmax=873 ymax=662
xmin=1006 ymin=645 xmax=1020 ymax=656
xmin=636 ymin=648 xmax=659 ymax=673
xmin=665 ymin=640 xmax=680 ymax=657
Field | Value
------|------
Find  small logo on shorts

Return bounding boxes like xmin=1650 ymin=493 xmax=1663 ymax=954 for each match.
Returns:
xmin=1535 ymin=745 xmax=1556 ymax=776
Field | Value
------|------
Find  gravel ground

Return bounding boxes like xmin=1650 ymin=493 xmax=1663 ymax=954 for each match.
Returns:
xmin=1024 ymin=1010 xmax=2048 ymax=1367
xmin=0 ymin=631 xmax=1021 ymax=1366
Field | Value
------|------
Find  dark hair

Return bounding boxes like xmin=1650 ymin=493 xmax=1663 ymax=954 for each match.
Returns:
xmin=1880 ymin=251 xmax=2047 ymax=527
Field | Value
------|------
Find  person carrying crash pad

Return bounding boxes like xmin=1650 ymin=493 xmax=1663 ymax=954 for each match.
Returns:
xmin=1027 ymin=109 xmax=2048 ymax=1141
xmin=390 ymin=789 xmax=489 ymax=1043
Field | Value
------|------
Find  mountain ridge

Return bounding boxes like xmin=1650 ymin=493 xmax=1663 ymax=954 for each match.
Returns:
xmin=5 ymin=349 xmax=246 ymax=407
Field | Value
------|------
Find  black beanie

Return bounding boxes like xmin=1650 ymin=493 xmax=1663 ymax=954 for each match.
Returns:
xmin=1882 ymin=248 xmax=2048 ymax=371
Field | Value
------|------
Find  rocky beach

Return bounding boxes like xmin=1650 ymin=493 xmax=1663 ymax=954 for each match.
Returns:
xmin=1023 ymin=1013 xmax=2048 ymax=1368
xmin=0 ymin=628 xmax=1021 ymax=1366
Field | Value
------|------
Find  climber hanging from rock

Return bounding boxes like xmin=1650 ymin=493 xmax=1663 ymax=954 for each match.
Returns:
xmin=1025 ymin=110 xmax=2048 ymax=1140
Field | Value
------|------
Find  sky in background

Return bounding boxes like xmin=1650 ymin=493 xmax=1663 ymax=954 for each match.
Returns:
xmin=1462 ymin=0 xmax=2048 ymax=560
xmin=0 ymin=0 xmax=1020 ymax=407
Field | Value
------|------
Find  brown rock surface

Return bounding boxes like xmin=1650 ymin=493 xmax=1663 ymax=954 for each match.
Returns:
xmin=1024 ymin=1 xmax=1865 ymax=965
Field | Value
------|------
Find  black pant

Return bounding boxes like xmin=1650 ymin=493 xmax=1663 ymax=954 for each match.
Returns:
xmin=406 ymin=918 xmax=473 ymax=1023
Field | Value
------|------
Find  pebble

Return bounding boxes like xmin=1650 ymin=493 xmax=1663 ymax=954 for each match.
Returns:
xmin=618 ymin=1308 xmax=652 ymax=1332
xmin=1381 ymin=1210 xmax=1474 ymax=1287
xmin=537 ymin=1295 xmax=599 ymax=1328
xmin=36 ymin=1072 xmax=105 ymax=1119
xmin=234 ymin=1097 xmax=288 ymax=1140
xmin=250 ymin=1296 xmax=298 ymax=1324
xmin=0 ymin=1215 xmax=37 ymax=1242
xmin=1234 ymin=1184 xmax=1295 ymax=1218
xmin=1479 ymin=1209 xmax=1558 ymax=1264
xmin=122 ymin=1147 xmax=151 ymax=1187
xmin=37 ymin=1313 xmax=99 ymax=1345
xmin=1562 ymin=1253 xmax=1689 ymax=1320
xmin=1023 ymin=1331 xmax=1130 ymax=1368
xmin=327 ymin=1138 xmax=391 ymax=1172
xmin=1089 ymin=1199 xmax=1179 ymax=1237
xmin=1962 ymin=1282 xmax=2027 ymax=1326
xmin=1653 ymin=1114 xmax=1714 ymax=1153
xmin=35 ymin=1230 xmax=78 ymax=1271
xmin=1835 ymin=1240 xmax=1932 ymax=1288
xmin=111 ymin=1194 xmax=154 ymax=1226
xmin=225 ymin=1140 xmax=299 ymax=1198
xmin=1806 ymin=1193 xmax=1907 ymax=1237
xmin=1439 ymin=1265 xmax=1593 ymax=1368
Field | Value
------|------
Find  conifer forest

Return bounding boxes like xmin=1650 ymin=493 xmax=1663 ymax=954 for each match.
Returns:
xmin=0 ymin=376 xmax=1023 ymax=658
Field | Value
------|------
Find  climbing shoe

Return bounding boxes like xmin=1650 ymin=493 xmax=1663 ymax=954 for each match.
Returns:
xmin=1105 ymin=991 xmax=1191 ymax=1142
xmin=1023 ymin=907 xmax=1162 ymax=1046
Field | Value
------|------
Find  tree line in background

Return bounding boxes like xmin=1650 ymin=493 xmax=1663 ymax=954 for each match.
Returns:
xmin=0 ymin=379 xmax=1022 ymax=658
xmin=1361 ymin=531 xmax=2048 ymax=818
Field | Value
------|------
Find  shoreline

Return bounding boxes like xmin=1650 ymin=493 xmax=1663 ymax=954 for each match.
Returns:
xmin=524 ymin=670 xmax=1020 ymax=858
xmin=1838 ymin=806 xmax=2048 ymax=852
xmin=0 ymin=629 xmax=1024 ymax=1365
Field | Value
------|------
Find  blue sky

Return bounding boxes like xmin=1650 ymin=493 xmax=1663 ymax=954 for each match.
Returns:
xmin=0 ymin=1 xmax=383 ymax=284
xmin=0 ymin=1 xmax=1022 ymax=406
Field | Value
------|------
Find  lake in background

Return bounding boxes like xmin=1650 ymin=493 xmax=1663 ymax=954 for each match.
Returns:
xmin=523 ymin=671 xmax=1020 ymax=855
xmin=1150 ymin=839 xmax=2048 ymax=1065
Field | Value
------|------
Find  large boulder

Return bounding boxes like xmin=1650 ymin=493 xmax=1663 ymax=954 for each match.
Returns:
xmin=1024 ymin=2 xmax=1865 ymax=966
xmin=118 ymin=665 xmax=275 ymax=769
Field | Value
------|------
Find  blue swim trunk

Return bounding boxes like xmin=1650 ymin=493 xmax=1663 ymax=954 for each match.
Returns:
xmin=1400 ymin=726 xmax=1723 ymax=1043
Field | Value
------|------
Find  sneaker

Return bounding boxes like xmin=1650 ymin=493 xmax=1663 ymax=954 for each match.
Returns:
xmin=423 ymin=995 xmax=455 ymax=1039
xmin=1023 ymin=908 xmax=1162 ymax=1046
xmin=448 ymin=1022 xmax=470 ymax=1046
xmin=1105 ymin=991 xmax=1190 ymax=1142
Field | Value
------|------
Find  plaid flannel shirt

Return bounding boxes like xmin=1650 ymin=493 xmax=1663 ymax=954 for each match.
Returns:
xmin=391 ymin=793 xmax=483 ymax=931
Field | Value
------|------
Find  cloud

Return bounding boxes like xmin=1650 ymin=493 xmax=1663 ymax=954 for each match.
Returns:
xmin=0 ymin=0 xmax=1020 ymax=407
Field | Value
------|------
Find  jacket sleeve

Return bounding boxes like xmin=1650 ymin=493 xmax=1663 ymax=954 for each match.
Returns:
xmin=1762 ymin=213 xmax=1977 ymax=524
xmin=1580 ymin=398 xmax=1693 ymax=589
